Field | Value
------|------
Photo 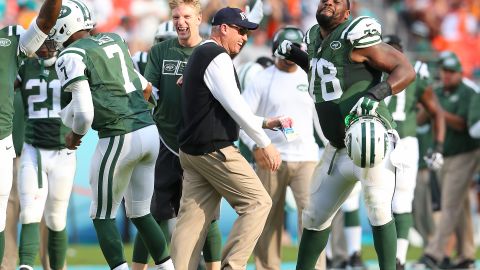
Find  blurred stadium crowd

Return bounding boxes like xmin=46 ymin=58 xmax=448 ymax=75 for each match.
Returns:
xmin=2 ymin=0 xmax=480 ymax=81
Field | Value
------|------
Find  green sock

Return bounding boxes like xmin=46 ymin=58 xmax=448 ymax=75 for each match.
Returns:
xmin=19 ymin=223 xmax=40 ymax=266
xmin=48 ymin=228 xmax=67 ymax=270
xmin=393 ymin=213 xmax=412 ymax=240
xmin=132 ymin=233 xmax=150 ymax=264
xmin=203 ymin=220 xmax=222 ymax=262
xmin=372 ymin=220 xmax=397 ymax=270
xmin=131 ymin=214 xmax=169 ymax=265
xmin=158 ymin=220 xmax=170 ymax=244
xmin=0 ymin=231 xmax=4 ymax=265
xmin=344 ymin=209 xmax=360 ymax=226
xmin=92 ymin=219 xmax=126 ymax=269
xmin=296 ymin=228 xmax=331 ymax=270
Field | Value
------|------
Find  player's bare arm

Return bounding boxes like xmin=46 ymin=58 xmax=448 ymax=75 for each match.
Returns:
xmin=419 ymin=86 xmax=445 ymax=144
xmin=351 ymin=43 xmax=416 ymax=95
xmin=36 ymin=0 xmax=63 ymax=34
xmin=143 ymin=82 xmax=153 ymax=101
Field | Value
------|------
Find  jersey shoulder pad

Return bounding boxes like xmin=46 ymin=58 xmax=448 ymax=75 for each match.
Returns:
xmin=57 ymin=47 xmax=88 ymax=91
xmin=132 ymin=51 xmax=148 ymax=64
xmin=414 ymin=60 xmax=430 ymax=80
xmin=304 ymin=24 xmax=320 ymax=46
xmin=463 ymin=78 xmax=480 ymax=93
xmin=342 ymin=16 xmax=382 ymax=48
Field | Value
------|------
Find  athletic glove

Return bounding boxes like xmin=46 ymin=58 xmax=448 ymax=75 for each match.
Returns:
xmin=274 ymin=40 xmax=293 ymax=59
xmin=350 ymin=96 xmax=379 ymax=117
xmin=424 ymin=143 xmax=444 ymax=171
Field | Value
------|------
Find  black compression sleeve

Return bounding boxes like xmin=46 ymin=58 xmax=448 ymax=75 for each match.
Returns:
xmin=288 ymin=45 xmax=309 ymax=72
xmin=366 ymin=81 xmax=393 ymax=101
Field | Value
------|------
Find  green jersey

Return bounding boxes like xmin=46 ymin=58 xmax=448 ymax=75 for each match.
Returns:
xmin=131 ymin=51 xmax=148 ymax=76
xmin=416 ymin=123 xmax=433 ymax=169
xmin=435 ymin=81 xmax=480 ymax=157
xmin=12 ymin=89 xmax=25 ymax=156
xmin=0 ymin=25 xmax=27 ymax=139
xmin=304 ymin=16 xmax=395 ymax=147
xmin=144 ymin=38 xmax=197 ymax=153
xmin=18 ymin=58 xmax=71 ymax=149
xmin=386 ymin=61 xmax=430 ymax=138
xmin=56 ymin=33 xmax=154 ymax=138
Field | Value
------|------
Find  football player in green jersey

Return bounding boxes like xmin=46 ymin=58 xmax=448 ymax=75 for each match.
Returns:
xmin=383 ymin=35 xmax=445 ymax=270
xmin=132 ymin=1 xmax=223 ymax=270
xmin=47 ymin=1 xmax=172 ymax=269
xmin=274 ymin=0 xmax=416 ymax=269
xmin=15 ymin=41 xmax=75 ymax=270
xmin=0 ymin=0 xmax=61 ymax=264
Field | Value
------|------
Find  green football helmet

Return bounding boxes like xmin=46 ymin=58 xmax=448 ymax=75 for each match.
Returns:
xmin=345 ymin=115 xmax=391 ymax=168
xmin=271 ymin=25 xmax=304 ymax=55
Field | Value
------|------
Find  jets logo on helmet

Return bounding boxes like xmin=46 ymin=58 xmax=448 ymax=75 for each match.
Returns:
xmin=47 ymin=0 xmax=95 ymax=49
xmin=154 ymin=20 xmax=178 ymax=44
xmin=345 ymin=115 xmax=391 ymax=168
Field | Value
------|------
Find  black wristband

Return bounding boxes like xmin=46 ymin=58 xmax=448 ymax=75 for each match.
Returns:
xmin=288 ymin=45 xmax=309 ymax=73
xmin=366 ymin=81 xmax=393 ymax=101
xmin=433 ymin=141 xmax=444 ymax=154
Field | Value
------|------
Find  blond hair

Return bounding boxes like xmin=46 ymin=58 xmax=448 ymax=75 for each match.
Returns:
xmin=169 ymin=0 xmax=202 ymax=14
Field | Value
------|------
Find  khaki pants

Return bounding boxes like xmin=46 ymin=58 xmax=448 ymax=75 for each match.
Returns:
xmin=254 ymin=161 xmax=325 ymax=270
xmin=425 ymin=149 xmax=480 ymax=260
xmin=171 ymin=146 xmax=272 ymax=270
xmin=412 ymin=168 xmax=436 ymax=245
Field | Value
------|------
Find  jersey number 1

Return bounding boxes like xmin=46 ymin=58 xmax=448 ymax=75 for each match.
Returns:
xmin=103 ymin=44 xmax=136 ymax=93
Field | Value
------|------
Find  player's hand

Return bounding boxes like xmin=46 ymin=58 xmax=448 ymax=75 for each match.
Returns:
xmin=274 ymin=40 xmax=293 ymax=59
xmin=350 ymin=96 xmax=379 ymax=117
xmin=176 ymin=75 xmax=183 ymax=87
xmin=256 ymin=143 xmax=282 ymax=171
xmin=262 ymin=116 xmax=293 ymax=130
xmin=424 ymin=150 xmax=444 ymax=171
xmin=65 ymin=131 xmax=83 ymax=150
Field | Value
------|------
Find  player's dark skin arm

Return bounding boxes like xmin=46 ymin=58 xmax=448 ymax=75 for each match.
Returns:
xmin=65 ymin=132 xmax=83 ymax=150
xmin=351 ymin=43 xmax=416 ymax=94
xmin=14 ymin=79 xmax=20 ymax=89
xmin=443 ymin=110 xmax=466 ymax=131
xmin=419 ymin=86 xmax=445 ymax=144
xmin=35 ymin=0 xmax=63 ymax=34
xmin=143 ymin=82 xmax=152 ymax=101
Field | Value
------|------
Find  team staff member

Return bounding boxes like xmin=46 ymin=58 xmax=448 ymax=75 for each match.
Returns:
xmin=418 ymin=54 xmax=480 ymax=270
xmin=0 ymin=0 xmax=62 ymax=264
xmin=170 ymin=7 xmax=284 ymax=270
xmin=132 ymin=1 xmax=222 ymax=269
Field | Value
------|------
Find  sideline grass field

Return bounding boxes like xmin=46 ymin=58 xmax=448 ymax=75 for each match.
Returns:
xmin=57 ymin=244 xmax=431 ymax=265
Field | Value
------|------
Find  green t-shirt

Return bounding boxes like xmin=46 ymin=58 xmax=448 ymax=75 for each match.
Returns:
xmin=56 ymin=33 xmax=154 ymax=138
xmin=18 ymin=58 xmax=71 ymax=149
xmin=435 ymin=82 xmax=480 ymax=156
xmin=416 ymin=123 xmax=433 ymax=169
xmin=304 ymin=16 xmax=395 ymax=147
xmin=144 ymin=38 xmax=197 ymax=153
xmin=386 ymin=60 xmax=430 ymax=138
xmin=0 ymin=25 xmax=27 ymax=139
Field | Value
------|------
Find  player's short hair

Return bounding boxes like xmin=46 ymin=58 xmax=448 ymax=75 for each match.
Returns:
xmin=169 ymin=0 xmax=202 ymax=15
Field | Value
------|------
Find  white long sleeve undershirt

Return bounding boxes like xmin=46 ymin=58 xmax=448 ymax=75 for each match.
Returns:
xmin=203 ymin=49 xmax=271 ymax=148
xmin=65 ymin=80 xmax=94 ymax=135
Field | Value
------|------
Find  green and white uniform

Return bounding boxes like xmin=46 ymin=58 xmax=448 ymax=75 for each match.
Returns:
xmin=131 ymin=51 xmax=149 ymax=76
xmin=17 ymin=58 xmax=76 ymax=269
xmin=0 ymin=23 xmax=47 ymax=244
xmin=385 ymin=61 xmax=430 ymax=214
xmin=55 ymin=32 xmax=157 ymax=219
xmin=298 ymin=17 xmax=398 ymax=270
